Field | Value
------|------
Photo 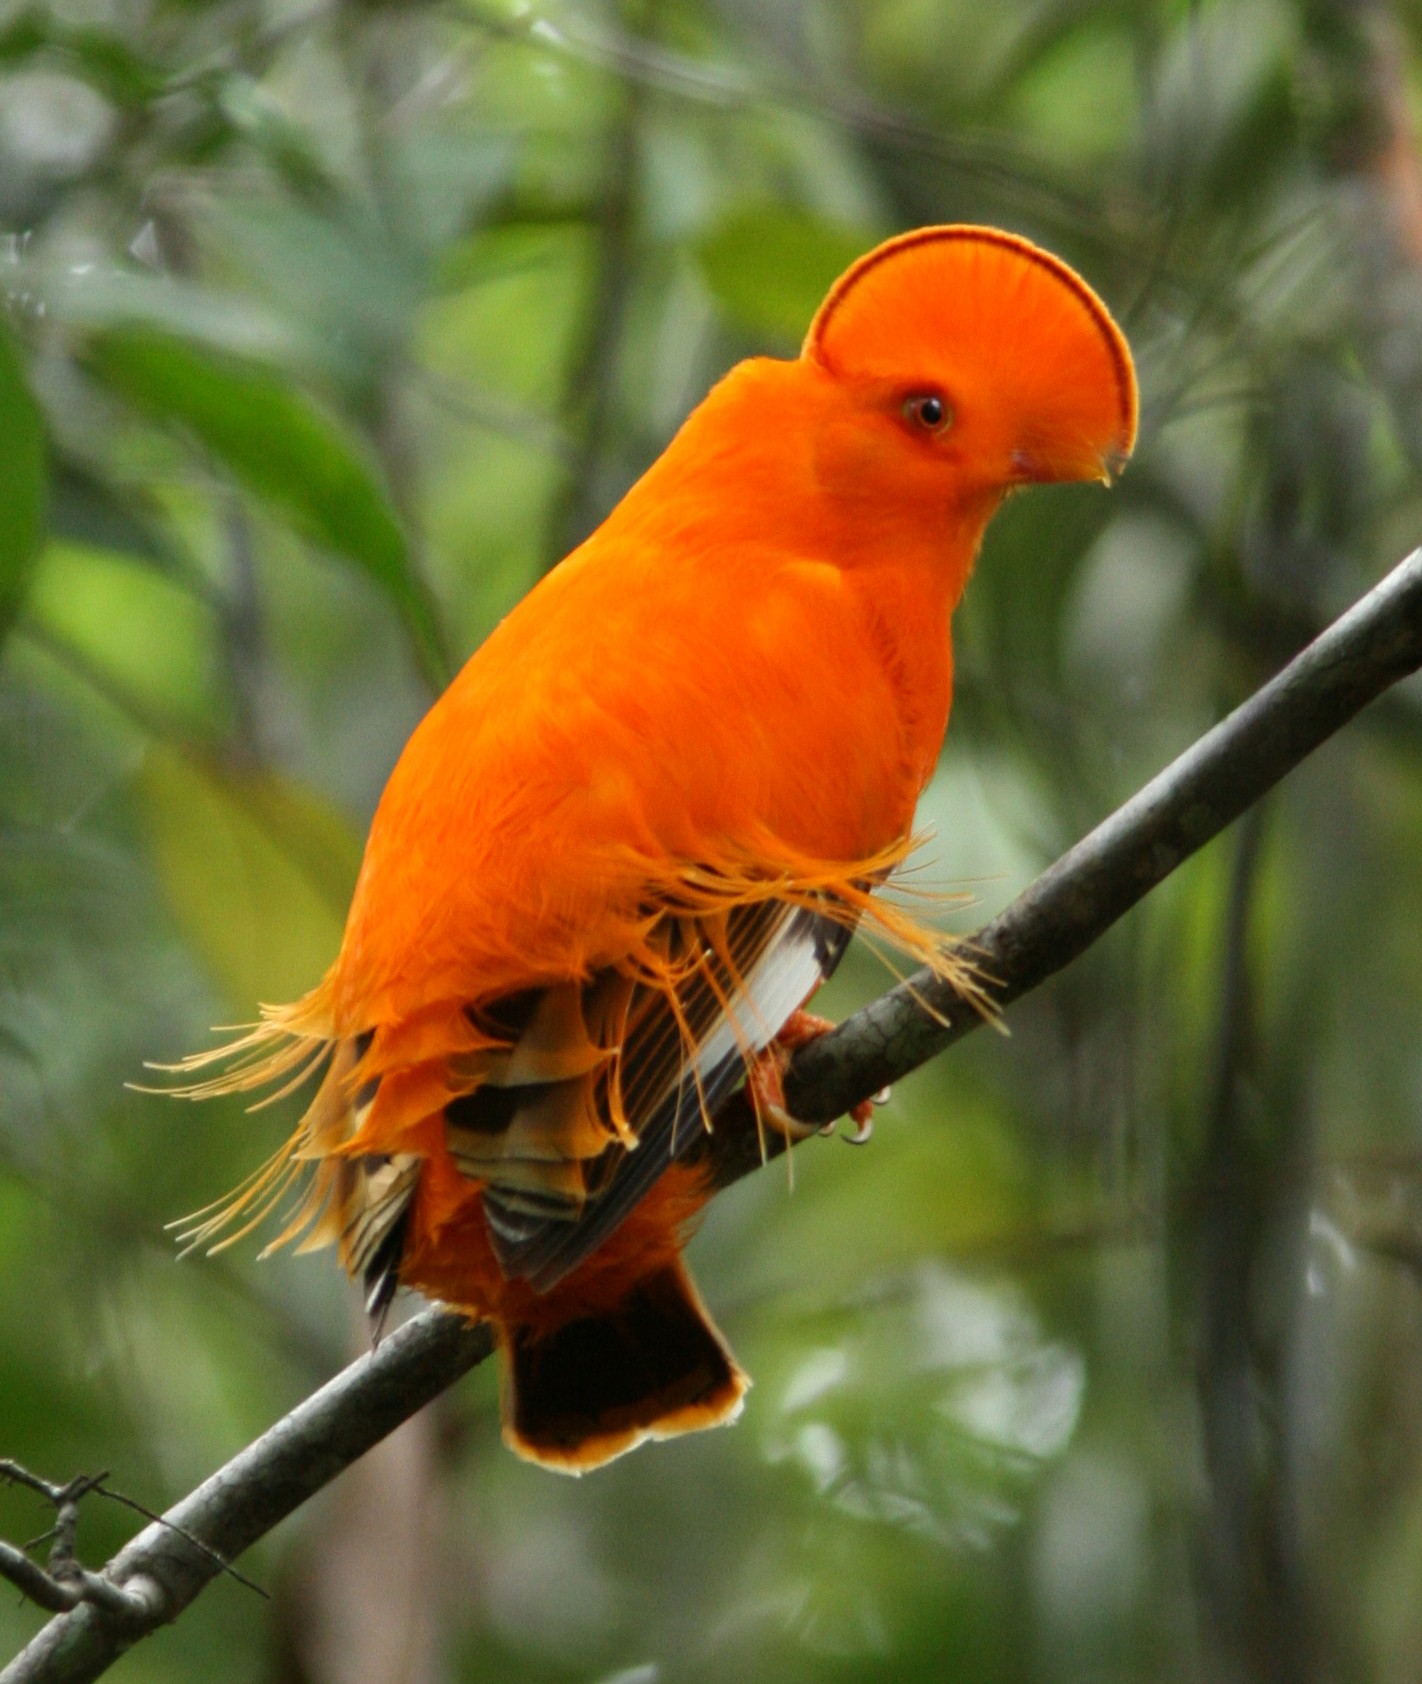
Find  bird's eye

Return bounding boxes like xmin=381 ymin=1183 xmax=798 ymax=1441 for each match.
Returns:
xmin=903 ymin=392 xmax=953 ymax=433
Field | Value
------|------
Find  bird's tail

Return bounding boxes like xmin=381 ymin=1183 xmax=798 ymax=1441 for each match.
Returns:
xmin=500 ymin=1256 xmax=747 ymax=1474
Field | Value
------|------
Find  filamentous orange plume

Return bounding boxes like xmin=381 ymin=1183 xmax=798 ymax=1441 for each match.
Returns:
xmin=162 ymin=226 xmax=1136 ymax=1473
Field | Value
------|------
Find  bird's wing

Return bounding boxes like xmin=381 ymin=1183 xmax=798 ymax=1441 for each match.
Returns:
xmin=446 ymin=896 xmax=855 ymax=1292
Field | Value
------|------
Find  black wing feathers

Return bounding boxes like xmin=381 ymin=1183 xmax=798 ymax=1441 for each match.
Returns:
xmin=477 ymin=900 xmax=855 ymax=1290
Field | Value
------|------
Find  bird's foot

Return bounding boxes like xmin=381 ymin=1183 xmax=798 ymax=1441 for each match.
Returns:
xmin=747 ymin=1011 xmax=880 ymax=1145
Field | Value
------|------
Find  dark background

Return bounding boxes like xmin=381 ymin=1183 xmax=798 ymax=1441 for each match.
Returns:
xmin=4 ymin=1 xmax=1422 ymax=1679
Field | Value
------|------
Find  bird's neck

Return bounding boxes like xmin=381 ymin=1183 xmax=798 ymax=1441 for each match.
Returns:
xmin=846 ymin=557 xmax=959 ymax=800
xmin=601 ymin=357 xmax=993 ymax=603
xmin=594 ymin=362 xmax=983 ymax=803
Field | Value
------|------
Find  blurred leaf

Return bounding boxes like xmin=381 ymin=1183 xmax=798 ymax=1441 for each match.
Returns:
xmin=139 ymin=748 xmax=360 ymax=1010
xmin=86 ymin=329 xmax=447 ymax=682
xmin=215 ymin=72 xmax=343 ymax=201
xmin=697 ymin=208 xmax=873 ymax=343
xmin=24 ymin=540 xmax=225 ymax=739
xmin=432 ymin=218 xmax=573 ymax=297
xmin=43 ymin=266 xmax=298 ymax=362
xmin=209 ymin=196 xmax=416 ymax=390
xmin=49 ymin=456 xmax=182 ymax=573
xmin=744 ymin=1100 xmax=1031 ymax=1300
xmin=1006 ymin=25 xmax=1136 ymax=160
xmin=0 ymin=10 xmax=166 ymax=104
xmin=423 ymin=222 xmax=592 ymax=407
xmin=0 ymin=323 xmax=45 ymax=644
xmin=0 ymin=11 xmax=45 ymax=64
xmin=759 ymin=1264 xmax=1084 ymax=1539
xmin=395 ymin=128 xmax=517 ymax=253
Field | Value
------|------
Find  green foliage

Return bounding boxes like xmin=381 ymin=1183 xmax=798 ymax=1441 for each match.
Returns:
xmin=0 ymin=324 xmax=44 ymax=642
xmin=2 ymin=0 xmax=1422 ymax=1680
xmin=86 ymin=330 xmax=449 ymax=685
xmin=26 ymin=541 xmax=224 ymax=736
xmin=139 ymin=750 xmax=359 ymax=1010
xmin=697 ymin=209 xmax=872 ymax=343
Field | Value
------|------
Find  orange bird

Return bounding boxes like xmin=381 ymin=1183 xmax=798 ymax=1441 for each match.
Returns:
xmin=169 ymin=227 xmax=1136 ymax=1472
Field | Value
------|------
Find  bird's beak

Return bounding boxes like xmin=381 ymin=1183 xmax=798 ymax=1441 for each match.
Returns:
xmin=1010 ymin=441 xmax=1130 ymax=487
xmin=1099 ymin=446 xmax=1131 ymax=486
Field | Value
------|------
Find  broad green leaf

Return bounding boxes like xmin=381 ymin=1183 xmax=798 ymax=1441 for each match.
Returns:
xmin=24 ymin=541 xmax=225 ymax=739
xmin=86 ymin=329 xmax=448 ymax=683
xmin=0 ymin=324 xmax=45 ymax=643
xmin=139 ymin=748 xmax=361 ymax=1012
xmin=697 ymin=209 xmax=873 ymax=344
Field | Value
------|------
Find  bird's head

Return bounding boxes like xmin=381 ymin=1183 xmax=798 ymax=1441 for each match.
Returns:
xmin=797 ymin=226 xmax=1137 ymax=564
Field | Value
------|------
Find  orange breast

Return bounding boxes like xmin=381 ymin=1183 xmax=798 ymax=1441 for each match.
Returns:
xmin=332 ymin=535 xmax=956 ymax=1034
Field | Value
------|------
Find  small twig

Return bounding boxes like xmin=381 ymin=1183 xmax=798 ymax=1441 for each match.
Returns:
xmin=0 ymin=1464 xmax=98 ymax=1508
xmin=0 ymin=1467 xmax=160 ymax=1628
xmin=87 ymin=1490 xmax=266 ymax=1602
xmin=0 ymin=1545 xmax=80 ymax=1617
xmin=2 ymin=1316 xmax=493 ymax=1683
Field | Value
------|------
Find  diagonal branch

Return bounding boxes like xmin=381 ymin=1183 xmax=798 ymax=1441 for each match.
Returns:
xmin=1 ymin=1316 xmax=495 ymax=1684
xmin=7 ymin=546 xmax=1422 ymax=1684
xmin=770 ymin=543 xmax=1422 ymax=1125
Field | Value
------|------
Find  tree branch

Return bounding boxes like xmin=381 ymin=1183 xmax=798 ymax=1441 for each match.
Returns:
xmin=0 ymin=1468 xmax=163 ymax=1627
xmin=8 ymin=545 xmax=1422 ymax=1684
xmin=1 ymin=1318 xmax=494 ymax=1683
xmin=767 ymin=544 xmax=1422 ymax=1127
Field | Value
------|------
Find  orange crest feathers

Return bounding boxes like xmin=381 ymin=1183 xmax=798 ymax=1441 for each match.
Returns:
xmin=804 ymin=225 xmax=1137 ymax=481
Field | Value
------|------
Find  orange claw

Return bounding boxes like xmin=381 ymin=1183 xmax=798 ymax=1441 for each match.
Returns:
xmin=773 ymin=1008 xmax=840 ymax=1052
xmin=748 ymin=1011 xmax=878 ymax=1144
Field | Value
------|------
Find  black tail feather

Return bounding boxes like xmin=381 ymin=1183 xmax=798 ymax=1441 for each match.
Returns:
xmin=503 ymin=1261 xmax=746 ymax=1472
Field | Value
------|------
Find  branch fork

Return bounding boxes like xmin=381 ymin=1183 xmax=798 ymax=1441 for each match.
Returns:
xmin=0 ymin=1466 xmax=163 ymax=1628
